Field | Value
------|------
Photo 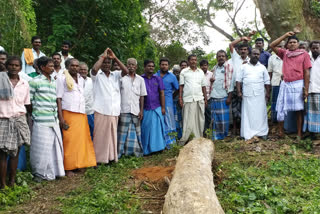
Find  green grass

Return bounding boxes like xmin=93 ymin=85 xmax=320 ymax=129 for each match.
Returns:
xmin=0 ymin=171 xmax=34 ymax=210
xmin=57 ymin=157 xmax=144 ymax=214
xmin=57 ymin=145 xmax=181 ymax=214
xmin=215 ymin=140 xmax=320 ymax=213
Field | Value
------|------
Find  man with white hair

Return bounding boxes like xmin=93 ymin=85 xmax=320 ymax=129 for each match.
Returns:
xmin=118 ymin=58 xmax=147 ymax=158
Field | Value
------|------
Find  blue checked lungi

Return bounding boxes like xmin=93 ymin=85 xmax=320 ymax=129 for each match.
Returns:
xmin=117 ymin=113 xmax=143 ymax=158
xmin=141 ymin=107 xmax=166 ymax=155
xmin=303 ymin=93 xmax=320 ymax=133
xmin=87 ymin=114 xmax=94 ymax=141
xmin=276 ymin=80 xmax=304 ymax=121
xmin=271 ymin=86 xmax=280 ymax=122
xmin=164 ymin=106 xmax=176 ymax=147
xmin=211 ymin=97 xmax=230 ymax=140
xmin=173 ymin=98 xmax=182 ymax=139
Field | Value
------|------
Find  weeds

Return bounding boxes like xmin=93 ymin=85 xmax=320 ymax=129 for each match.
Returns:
xmin=0 ymin=171 xmax=34 ymax=210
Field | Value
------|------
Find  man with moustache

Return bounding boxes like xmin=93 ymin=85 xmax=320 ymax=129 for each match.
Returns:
xmin=255 ymin=38 xmax=271 ymax=68
xmin=0 ymin=51 xmax=8 ymax=72
xmin=51 ymin=53 xmax=64 ymax=79
xmin=118 ymin=58 xmax=147 ymax=158
xmin=270 ymin=32 xmax=312 ymax=139
xmin=57 ymin=58 xmax=96 ymax=176
xmin=0 ymin=56 xmax=30 ymax=188
xmin=58 ymin=40 xmax=73 ymax=70
xmin=91 ymin=48 xmax=128 ymax=164
xmin=21 ymin=36 xmax=46 ymax=74
xmin=237 ymin=49 xmax=270 ymax=141
xmin=304 ymin=41 xmax=320 ymax=135
xmin=179 ymin=54 xmax=207 ymax=145
xmin=141 ymin=60 xmax=166 ymax=155
xmin=210 ymin=50 xmax=234 ymax=140
xmin=79 ymin=62 xmax=95 ymax=140
xmin=268 ymin=41 xmax=285 ymax=123
xmin=155 ymin=58 xmax=179 ymax=147
xmin=29 ymin=56 xmax=65 ymax=182
xmin=229 ymin=36 xmax=251 ymax=135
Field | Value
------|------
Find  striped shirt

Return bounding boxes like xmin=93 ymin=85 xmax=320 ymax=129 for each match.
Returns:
xmin=29 ymin=74 xmax=58 ymax=127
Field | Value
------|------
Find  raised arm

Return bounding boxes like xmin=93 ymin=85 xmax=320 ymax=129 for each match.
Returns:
xmin=229 ymin=37 xmax=251 ymax=53
xmin=107 ymin=48 xmax=128 ymax=77
xmin=91 ymin=48 xmax=108 ymax=76
xmin=270 ymin=32 xmax=295 ymax=55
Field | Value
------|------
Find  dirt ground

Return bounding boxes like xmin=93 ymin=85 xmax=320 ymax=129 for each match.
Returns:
xmin=130 ymin=164 xmax=176 ymax=213
xmin=5 ymin=172 xmax=86 ymax=214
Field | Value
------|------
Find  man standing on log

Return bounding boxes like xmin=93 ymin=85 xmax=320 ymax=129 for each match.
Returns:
xmin=179 ymin=54 xmax=207 ymax=145
xmin=303 ymin=41 xmax=320 ymax=136
xmin=236 ymin=48 xmax=271 ymax=140
xmin=270 ymin=32 xmax=311 ymax=139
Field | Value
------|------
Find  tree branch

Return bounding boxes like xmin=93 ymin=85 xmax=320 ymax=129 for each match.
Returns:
xmin=254 ymin=6 xmax=269 ymax=42
xmin=192 ymin=0 xmax=234 ymax=41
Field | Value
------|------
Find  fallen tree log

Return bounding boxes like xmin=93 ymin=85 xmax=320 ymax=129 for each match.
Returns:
xmin=163 ymin=138 xmax=224 ymax=214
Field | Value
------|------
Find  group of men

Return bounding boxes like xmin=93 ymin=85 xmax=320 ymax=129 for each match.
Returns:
xmin=0 ymin=30 xmax=319 ymax=188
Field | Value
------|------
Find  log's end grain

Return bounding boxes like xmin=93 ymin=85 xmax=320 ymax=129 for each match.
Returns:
xmin=163 ymin=138 xmax=224 ymax=214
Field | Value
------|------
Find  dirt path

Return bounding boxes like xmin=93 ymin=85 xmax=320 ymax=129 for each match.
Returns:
xmin=5 ymin=173 xmax=86 ymax=214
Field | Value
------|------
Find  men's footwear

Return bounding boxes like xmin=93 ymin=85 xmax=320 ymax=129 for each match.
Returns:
xmin=33 ymin=176 xmax=43 ymax=183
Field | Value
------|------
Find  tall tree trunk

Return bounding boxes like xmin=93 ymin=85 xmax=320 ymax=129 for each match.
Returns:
xmin=254 ymin=0 xmax=320 ymax=41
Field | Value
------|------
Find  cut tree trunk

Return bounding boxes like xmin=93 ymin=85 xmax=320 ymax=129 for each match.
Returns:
xmin=163 ymin=138 xmax=224 ymax=214
xmin=254 ymin=0 xmax=320 ymax=41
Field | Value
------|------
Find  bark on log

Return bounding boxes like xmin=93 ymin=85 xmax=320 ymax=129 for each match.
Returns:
xmin=163 ymin=138 xmax=224 ymax=214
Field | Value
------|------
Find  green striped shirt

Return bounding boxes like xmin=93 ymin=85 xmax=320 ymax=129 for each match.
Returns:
xmin=29 ymin=74 xmax=58 ymax=127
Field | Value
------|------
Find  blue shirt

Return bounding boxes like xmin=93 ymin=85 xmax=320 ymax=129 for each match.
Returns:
xmin=259 ymin=50 xmax=271 ymax=68
xmin=155 ymin=70 xmax=179 ymax=107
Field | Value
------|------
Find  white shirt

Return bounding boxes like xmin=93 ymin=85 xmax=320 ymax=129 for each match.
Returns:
xmin=51 ymin=68 xmax=64 ymax=80
xmin=58 ymin=51 xmax=73 ymax=70
xmin=268 ymin=54 xmax=283 ymax=86
xmin=18 ymin=72 xmax=32 ymax=82
xmin=309 ymin=56 xmax=320 ymax=93
xmin=231 ymin=51 xmax=250 ymax=82
xmin=180 ymin=67 xmax=207 ymax=102
xmin=237 ymin=62 xmax=270 ymax=97
xmin=204 ymin=70 xmax=214 ymax=98
xmin=56 ymin=74 xmax=86 ymax=114
xmin=120 ymin=74 xmax=147 ymax=116
xmin=91 ymin=69 xmax=122 ymax=116
xmin=21 ymin=48 xmax=46 ymax=74
xmin=84 ymin=77 xmax=94 ymax=115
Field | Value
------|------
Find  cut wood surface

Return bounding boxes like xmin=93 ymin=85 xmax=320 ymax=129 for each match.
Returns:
xmin=163 ymin=138 xmax=224 ymax=214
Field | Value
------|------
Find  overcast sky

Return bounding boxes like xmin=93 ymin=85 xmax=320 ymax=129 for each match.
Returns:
xmin=184 ymin=0 xmax=264 ymax=53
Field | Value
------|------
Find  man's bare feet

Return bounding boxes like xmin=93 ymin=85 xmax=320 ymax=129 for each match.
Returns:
xmin=66 ymin=170 xmax=75 ymax=177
